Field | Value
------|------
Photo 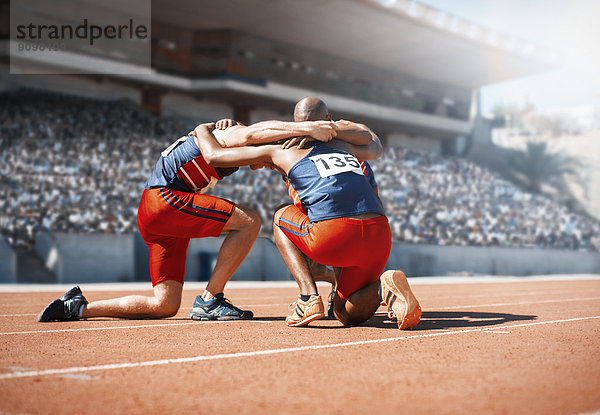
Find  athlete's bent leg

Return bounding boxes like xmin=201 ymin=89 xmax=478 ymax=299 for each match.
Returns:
xmin=82 ymin=280 xmax=183 ymax=319
xmin=273 ymin=206 xmax=317 ymax=296
xmin=332 ymin=279 xmax=381 ymax=327
xmin=203 ymin=205 xmax=261 ymax=296
xmin=308 ymin=259 xmax=336 ymax=285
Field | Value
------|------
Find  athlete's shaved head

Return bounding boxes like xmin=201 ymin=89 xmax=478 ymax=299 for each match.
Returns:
xmin=294 ymin=97 xmax=331 ymax=122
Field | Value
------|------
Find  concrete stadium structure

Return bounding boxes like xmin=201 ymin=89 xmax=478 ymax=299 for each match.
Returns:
xmin=1 ymin=0 xmax=556 ymax=154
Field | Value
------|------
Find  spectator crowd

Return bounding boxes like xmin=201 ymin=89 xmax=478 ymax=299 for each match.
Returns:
xmin=1 ymin=90 xmax=599 ymax=252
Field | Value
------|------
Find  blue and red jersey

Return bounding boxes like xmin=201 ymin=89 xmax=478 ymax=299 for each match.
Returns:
xmin=146 ymin=134 xmax=237 ymax=193
xmin=285 ymin=142 xmax=385 ymax=221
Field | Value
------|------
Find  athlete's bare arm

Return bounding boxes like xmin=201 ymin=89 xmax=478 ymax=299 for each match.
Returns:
xmin=214 ymin=120 xmax=337 ymax=147
xmin=335 ymin=120 xmax=382 ymax=160
xmin=281 ymin=119 xmax=382 ymax=161
xmin=195 ymin=123 xmax=273 ymax=165
xmin=332 ymin=120 xmax=373 ymax=146
xmin=335 ymin=127 xmax=382 ymax=161
xmin=194 ymin=123 xmax=304 ymax=174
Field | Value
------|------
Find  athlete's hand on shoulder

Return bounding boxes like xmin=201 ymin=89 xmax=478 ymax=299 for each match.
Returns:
xmin=192 ymin=122 xmax=216 ymax=137
xmin=281 ymin=136 xmax=314 ymax=149
xmin=215 ymin=119 xmax=238 ymax=130
xmin=334 ymin=119 xmax=354 ymax=127
xmin=308 ymin=120 xmax=338 ymax=143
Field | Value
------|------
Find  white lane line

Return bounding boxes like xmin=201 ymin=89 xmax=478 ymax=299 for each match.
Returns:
xmin=2 ymin=296 xmax=599 ymax=333
xmin=0 ymin=320 xmax=273 ymax=336
xmin=58 ymin=373 xmax=97 ymax=380
xmin=1 ymin=315 xmax=598 ymax=381
xmin=435 ymin=296 xmax=600 ymax=310
xmin=0 ymin=304 xmax=288 ymax=318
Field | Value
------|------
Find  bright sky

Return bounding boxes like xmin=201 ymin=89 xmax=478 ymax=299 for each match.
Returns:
xmin=420 ymin=0 xmax=600 ymax=114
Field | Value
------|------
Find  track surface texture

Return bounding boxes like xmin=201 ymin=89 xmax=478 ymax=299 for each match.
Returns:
xmin=1 ymin=275 xmax=599 ymax=415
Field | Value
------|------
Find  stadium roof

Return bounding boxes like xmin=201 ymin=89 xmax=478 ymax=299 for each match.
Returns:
xmin=151 ymin=0 xmax=557 ymax=89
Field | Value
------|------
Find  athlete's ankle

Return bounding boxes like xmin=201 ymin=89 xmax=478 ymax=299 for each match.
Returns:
xmin=201 ymin=291 xmax=216 ymax=301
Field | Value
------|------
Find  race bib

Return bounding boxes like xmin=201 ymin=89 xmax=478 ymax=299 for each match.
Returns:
xmin=309 ymin=153 xmax=363 ymax=177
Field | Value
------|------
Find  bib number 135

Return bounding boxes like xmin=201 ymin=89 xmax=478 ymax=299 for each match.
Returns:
xmin=309 ymin=153 xmax=363 ymax=178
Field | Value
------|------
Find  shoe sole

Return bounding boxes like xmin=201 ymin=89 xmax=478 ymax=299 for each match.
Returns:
xmin=380 ymin=270 xmax=421 ymax=330
xmin=286 ymin=312 xmax=325 ymax=327
xmin=189 ymin=311 xmax=253 ymax=321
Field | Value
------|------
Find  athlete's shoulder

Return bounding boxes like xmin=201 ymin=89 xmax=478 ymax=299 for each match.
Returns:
xmin=212 ymin=125 xmax=248 ymax=147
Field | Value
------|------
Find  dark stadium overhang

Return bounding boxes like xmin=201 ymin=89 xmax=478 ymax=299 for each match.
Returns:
xmin=2 ymin=0 xmax=556 ymax=139
xmin=150 ymin=0 xmax=557 ymax=89
xmin=4 ymin=47 xmax=470 ymax=139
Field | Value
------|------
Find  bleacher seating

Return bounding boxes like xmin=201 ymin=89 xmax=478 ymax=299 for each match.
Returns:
xmin=1 ymin=90 xmax=598 ymax=252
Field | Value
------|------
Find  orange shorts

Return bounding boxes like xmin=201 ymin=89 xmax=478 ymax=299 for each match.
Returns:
xmin=136 ymin=188 xmax=235 ymax=286
xmin=277 ymin=205 xmax=392 ymax=301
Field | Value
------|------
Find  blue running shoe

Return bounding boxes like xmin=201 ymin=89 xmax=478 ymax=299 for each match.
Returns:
xmin=189 ymin=293 xmax=253 ymax=321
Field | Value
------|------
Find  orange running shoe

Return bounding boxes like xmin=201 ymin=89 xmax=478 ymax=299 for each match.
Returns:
xmin=286 ymin=294 xmax=325 ymax=327
xmin=380 ymin=270 xmax=421 ymax=329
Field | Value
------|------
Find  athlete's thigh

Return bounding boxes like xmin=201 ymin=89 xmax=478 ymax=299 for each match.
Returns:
xmin=275 ymin=205 xmax=323 ymax=260
xmin=336 ymin=217 xmax=392 ymax=300
xmin=147 ymin=188 xmax=236 ymax=239
xmin=146 ymin=237 xmax=190 ymax=286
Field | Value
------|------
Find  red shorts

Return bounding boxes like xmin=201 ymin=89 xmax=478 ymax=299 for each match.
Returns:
xmin=277 ymin=205 xmax=392 ymax=301
xmin=136 ymin=188 xmax=235 ymax=286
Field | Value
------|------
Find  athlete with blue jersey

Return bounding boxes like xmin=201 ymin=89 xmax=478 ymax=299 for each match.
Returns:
xmin=193 ymin=99 xmax=421 ymax=329
xmin=38 ymin=118 xmax=337 ymax=322
xmin=278 ymin=97 xmax=420 ymax=329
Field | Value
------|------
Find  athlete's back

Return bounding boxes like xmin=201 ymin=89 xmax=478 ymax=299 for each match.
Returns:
xmin=146 ymin=134 xmax=237 ymax=193
xmin=285 ymin=142 xmax=385 ymax=221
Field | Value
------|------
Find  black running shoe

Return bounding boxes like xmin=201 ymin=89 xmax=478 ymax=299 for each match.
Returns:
xmin=189 ymin=293 xmax=253 ymax=321
xmin=37 ymin=286 xmax=88 ymax=322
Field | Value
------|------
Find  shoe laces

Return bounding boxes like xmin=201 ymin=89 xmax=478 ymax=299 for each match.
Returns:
xmin=218 ymin=296 xmax=242 ymax=312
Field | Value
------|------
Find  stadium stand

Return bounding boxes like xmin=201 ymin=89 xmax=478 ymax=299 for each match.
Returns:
xmin=1 ymin=90 xmax=599 ymax=252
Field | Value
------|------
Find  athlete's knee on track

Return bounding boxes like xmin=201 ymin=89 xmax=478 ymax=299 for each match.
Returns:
xmin=337 ymin=308 xmax=375 ymax=327
xmin=152 ymin=280 xmax=182 ymax=318
xmin=333 ymin=294 xmax=379 ymax=327
xmin=153 ymin=295 xmax=181 ymax=318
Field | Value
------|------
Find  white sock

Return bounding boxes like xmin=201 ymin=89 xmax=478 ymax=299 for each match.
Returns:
xmin=201 ymin=291 xmax=215 ymax=301
xmin=78 ymin=304 xmax=86 ymax=318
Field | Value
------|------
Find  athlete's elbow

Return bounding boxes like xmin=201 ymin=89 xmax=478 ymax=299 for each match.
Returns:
xmin=368 ymin=137 xmax=383 ymax=159
xmin=239 ymin=130 xmax=256 ymax=146
xmin=372 ymin=144 xmax=383 ymax=159
xmin=201 ymin=150 xmax=219 ymax=165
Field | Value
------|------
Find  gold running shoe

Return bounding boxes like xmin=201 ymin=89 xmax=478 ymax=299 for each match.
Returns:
xmin=286 ymin=294 xmax=325 ymax=327
xmin=380 ymin=270 xmax=422 ymax=329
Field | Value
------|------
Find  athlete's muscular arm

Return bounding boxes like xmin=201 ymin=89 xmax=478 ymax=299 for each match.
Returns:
xmin=216 ymin=120 xmax=337 ymax=147
xmin=333 ymin=120 xmax=374 ymax=146
xmin=332 ymin=120 xmax=382 ymax=160
xmin=194 ymin=123 xmax=275 ymax=167
xmin=340 ymin=131 xmax=383 ymax=161
xmin=281 ymin=119 xmax=382 ymax=160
